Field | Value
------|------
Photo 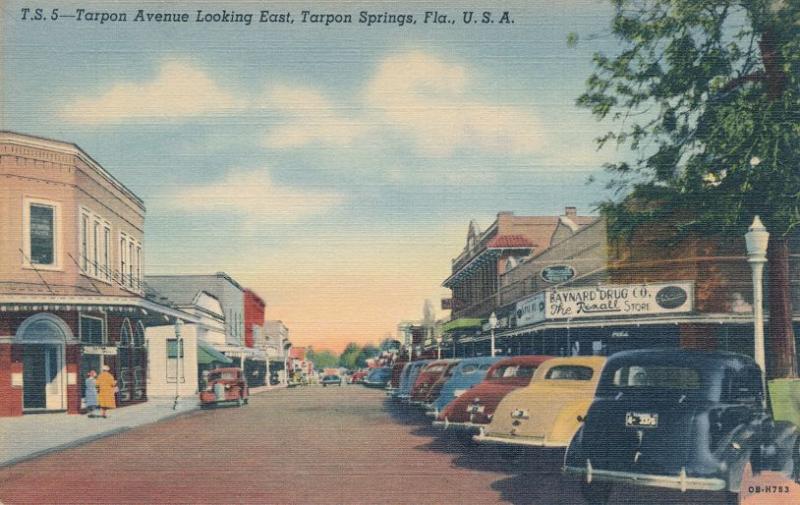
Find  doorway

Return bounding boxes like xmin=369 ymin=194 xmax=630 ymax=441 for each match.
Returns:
xmin=22 ymin=343 xmax=65 ymax=411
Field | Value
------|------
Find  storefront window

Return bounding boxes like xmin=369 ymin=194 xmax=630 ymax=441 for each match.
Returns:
xmin=79 ymin=315 xmax=104 ymax=344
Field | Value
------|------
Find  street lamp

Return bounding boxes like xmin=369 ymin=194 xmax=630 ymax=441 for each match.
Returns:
xmin=745 ymin=216 xmax=769 ymax=391
xmin=489 ymin=312 xmax=498 ymax=357
xmin=173 ymin=318 xmax=184 ymax=410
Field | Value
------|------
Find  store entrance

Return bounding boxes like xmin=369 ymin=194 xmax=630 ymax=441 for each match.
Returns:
xmin=22 ymin=344 xmax=64 ymax=411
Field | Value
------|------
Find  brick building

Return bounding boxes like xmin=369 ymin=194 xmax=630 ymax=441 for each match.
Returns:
xmin=0 ymin=131 xmax=196 ymax=416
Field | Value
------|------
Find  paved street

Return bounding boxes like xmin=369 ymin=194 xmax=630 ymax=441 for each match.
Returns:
xmin=0 ymin=386 xmax=785 ymax=504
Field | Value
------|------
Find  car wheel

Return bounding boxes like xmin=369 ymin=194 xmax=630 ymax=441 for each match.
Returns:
xmin=725 ymin=461 xmax=754 ymax=505
xmin=580 ymin=480 xmax=613 ymax=505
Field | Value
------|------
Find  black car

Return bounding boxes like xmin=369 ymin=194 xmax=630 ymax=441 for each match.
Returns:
xmin=362 ymin=367 xmax=392 ymax=388
xmin=564 ymin=349 xmax=800 ymax=504
xmin=321 ymin=374 xmax=343 ymax=387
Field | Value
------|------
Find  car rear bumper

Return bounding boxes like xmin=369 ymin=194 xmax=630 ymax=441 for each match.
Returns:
xmin=563 ymin=465 xmax=727 ymax=492
xmin=432 ymin=419 xmax=482 ymax=434
xmin=473 ymin=432 xmax=567 ymax=448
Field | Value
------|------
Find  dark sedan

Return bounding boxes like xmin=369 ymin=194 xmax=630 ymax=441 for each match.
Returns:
xmin=565 ymin=349 xmax=800 ymax=505
xmin=320 ymin=374 xmax=343 ymax=387
xmin=363 ymin=367 xmax=392 ymax=388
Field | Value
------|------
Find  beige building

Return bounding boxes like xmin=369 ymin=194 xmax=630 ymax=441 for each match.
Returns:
xmin=0 ymin=131 xmax=196 ymax=416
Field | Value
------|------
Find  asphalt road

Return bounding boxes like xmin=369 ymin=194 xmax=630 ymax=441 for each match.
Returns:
xmin=0 ymin=386 xmax=791 ymax=504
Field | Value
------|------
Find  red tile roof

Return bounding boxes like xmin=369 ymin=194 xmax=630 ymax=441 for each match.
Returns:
xmin=487 ymin=235 xmax=534 ymax=249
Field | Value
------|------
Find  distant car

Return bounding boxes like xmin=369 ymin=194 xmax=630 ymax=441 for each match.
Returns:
xmin=474 ymin=356 xmax=606 ymax=449
xmin=428 ymin=356 xmax=502 ymax=416
xmin=565 ymin=349 xmax=800 ymax=505
xmin=385 ymin=360 xmax=408 ymax=395
xmin=363 ymin=367 xmax=392 ymax=388
xmin=433 ymin=355 xmax=554 ymax=436
xmin=199 ymin=367 xmax=249 ymax=407
xmin=349 ymin=370 xmax=368 ymax=384
xmin=321 ymin=374 xmax=343 ymax=387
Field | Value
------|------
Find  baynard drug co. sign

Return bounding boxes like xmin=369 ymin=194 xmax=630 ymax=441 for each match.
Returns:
xmin=547 ymin=282 xmax=693 ymax=320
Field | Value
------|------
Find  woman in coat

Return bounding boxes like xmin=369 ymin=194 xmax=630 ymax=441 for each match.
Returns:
xmin=84 ymin=370 xmax=98 ymax=417
xmin=96 ymin=365 xmax=117 ymax=418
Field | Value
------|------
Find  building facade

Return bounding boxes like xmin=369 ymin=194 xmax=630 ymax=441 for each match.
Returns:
xmin=0 ymin=131 xmax=195 ymax=416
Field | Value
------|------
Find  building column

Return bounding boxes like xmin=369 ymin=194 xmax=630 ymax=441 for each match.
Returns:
xmin=66 ymin=344 xmax=81 ymax=414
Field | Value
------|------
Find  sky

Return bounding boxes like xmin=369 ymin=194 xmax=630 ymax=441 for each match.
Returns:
xmin=2 ymin=0 xmax=625 ymax=353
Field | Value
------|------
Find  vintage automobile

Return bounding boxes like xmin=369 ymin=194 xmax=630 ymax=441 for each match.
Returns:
xmin=474 ymin=356 xmax=606 ymax=449
xmin=199 ymin=367 xmax=249 ymax=407
xmin=384 ymin=360 xmax=408 ymax=395
xmin=564 ymin=349 xmax=800 ymax=505
xmin=394 ymin=360 xmax=431 ymax=401
xmin=433 ymin=355 xmax=554 ymax=436
xmin=409 ymin=359 xmax=459 ymax=406
xmin=426 ymin=356 xmax=502 ymax=417
xmin=418 ymin=360 xmax=462 ymax=407
xmin=349 ymin=370 xmax=368 ymax=384
xmin=320 ymin=374 xmax=343 ymax=387
xmin=362 ymin=366 xmax=392 ymax=388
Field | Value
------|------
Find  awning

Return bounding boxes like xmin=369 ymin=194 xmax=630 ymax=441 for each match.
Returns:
xmin=197 ymin=340 xmax=233 ymax=365
xmin=442 ymin=318 xmax=483 ymax=332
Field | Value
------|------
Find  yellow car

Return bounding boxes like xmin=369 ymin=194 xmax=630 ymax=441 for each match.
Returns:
xmin=474 ymin=356 xmax=606 ymax=448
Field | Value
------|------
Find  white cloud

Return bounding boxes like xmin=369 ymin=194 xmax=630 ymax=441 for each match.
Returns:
xmin=260 ymin=85 xmax=366 ymax=148
xmin=60 ymin=59 xmax=246 ymax=123
xmin=364 ymin=51 xmax=544 ymax=157
xmin=163 ymin=168 xmax=344 ymax=221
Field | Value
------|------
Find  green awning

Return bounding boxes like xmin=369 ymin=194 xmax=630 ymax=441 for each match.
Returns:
xmin=197 ymin=341 xmax=234 ymax=365
xmin=442 ymin=318 xmax=483 ymax=332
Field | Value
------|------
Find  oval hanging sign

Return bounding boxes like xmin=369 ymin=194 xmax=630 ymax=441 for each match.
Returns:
xmin=655 ymin=285 xmax=688 ymax=309
xmin=540 ymin=265 xmax=576 ymax=284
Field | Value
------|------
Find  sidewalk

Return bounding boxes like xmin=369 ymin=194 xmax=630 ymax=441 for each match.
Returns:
xmin=0 ymin=397 xmax=198 ymax=468
xmin=0 ymin=385 xmax=287 ymax=468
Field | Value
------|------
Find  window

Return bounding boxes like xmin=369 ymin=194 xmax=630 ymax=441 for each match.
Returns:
xmin=546 ymin=365 xmax=594 ymax=381
xmin=611 ymin=365 xmax=700 ymax=389
xmin=79 ymin=315 xmax=104 ymax=344
xmin=136 ymin=245 xmax=142 ymax=288
xmin=120 ymin=234 xmax=127 ymax=285
xmin=92 ymin=221 xmax=99 ymax=276
xmin=103 ymin=226 xmax=110 ymax=280
xmin=80 ymin=212 xmax=89 ymax=270
xmin=29 ymin=203 xmax=56 ymax=265
xmin=128 ymin=241 xmax=134 ymax=288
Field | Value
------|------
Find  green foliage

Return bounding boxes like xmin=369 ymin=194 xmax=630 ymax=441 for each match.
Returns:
xmin=337 ymin=342 xmax=381 ymax=370
xmin=578 ymin=0 xmax=800 ymax=238
xmin=305 ymin=347 xmax=339 ymax=370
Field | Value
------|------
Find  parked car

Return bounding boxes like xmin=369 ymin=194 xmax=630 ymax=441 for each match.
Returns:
xmin=410 ymin=359 xmax=458 ymax=406
xmin=321 ymin=374 xmax=343 ymax=387
xmin=565 ymin=349 xmax=800 ymax=505
xmin=394 ymin=360 xmax=432 ymax=401
xmin=349 ymin=370 xmax=368 ymax=384
xmin=418 ymin=360 xmax=461 ymax=407
xmin=433 ymin=355 xmax=554 ymax=436
xmin=199 ymin=367 xmax=249 ymax=407
xmin=427 ymin=356 xmax=502 ymax=417
xmin=474 ymin=356 xmax=606 ymax=449
xmin=385 ymin=360 xmax=408 ymax=395
xmin=363 ymin=367 xmax=392 ymax=388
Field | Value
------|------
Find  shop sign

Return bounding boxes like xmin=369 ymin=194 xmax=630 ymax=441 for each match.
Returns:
xmin=547 ymin=281 xmax=693 ymax=320
xmin=515 ymin=292 xmax=547 ymax=327
xmin=83 ymin=345 xmax=117 ymax=356
xmin=540 ymin=265 xmax=576 ymax=284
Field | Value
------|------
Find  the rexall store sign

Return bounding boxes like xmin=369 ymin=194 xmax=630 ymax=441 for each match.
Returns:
xmin=515 ymin=282 xmax=693 ymax=326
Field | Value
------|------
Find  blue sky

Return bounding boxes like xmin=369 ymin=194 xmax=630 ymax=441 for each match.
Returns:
xmin=3 ymin=0 xmax=626 ymax=351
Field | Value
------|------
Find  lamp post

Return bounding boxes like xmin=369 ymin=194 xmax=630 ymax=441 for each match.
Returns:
xmin=745 ymin=216 xmax=769 ymax=392
xmin=173 ymin=319 xmax=184 ymax=410
xmin=489 ymin=312 xmax=498 ymax=357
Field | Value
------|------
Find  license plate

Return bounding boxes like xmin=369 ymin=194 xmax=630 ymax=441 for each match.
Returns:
xmin=626 ymin=411 xmax=659 ymax=428
xmin=467 ymin=405 xmax=485 ymax=414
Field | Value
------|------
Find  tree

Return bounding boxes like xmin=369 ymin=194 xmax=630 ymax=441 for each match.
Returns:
xmin=577 ymin=0 xmax=800 ymax=378
xmin=338 ymin=342 xmax=362 ymax=370
xmin=306 ymin=347 xmax=338 ymax=370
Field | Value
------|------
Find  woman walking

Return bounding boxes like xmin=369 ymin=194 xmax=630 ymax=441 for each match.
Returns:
xmin=96 ymin=365 xmax=117 ymax=418
xmin=84 ymin=370 xmax=98 ymax=417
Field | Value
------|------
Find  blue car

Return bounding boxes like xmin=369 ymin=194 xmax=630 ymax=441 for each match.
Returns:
xmin=363 ymin=367 xmax=392 ymax=388
xmin=395 ymin=360 xmax=431 ymax=402
xmin=428 ymin=356 xmax=501 ymax=416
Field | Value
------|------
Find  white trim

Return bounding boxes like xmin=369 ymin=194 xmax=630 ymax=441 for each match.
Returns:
xmin=22 ymin=197 xmax=62 ymax=271
xmin=0 ymin=294 xmax=202 ymax=324
xmin=14 ymin=313 xmax=75 ymax=343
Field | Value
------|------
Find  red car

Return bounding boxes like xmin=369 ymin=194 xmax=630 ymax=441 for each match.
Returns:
xmin=349 ymin=370 xmax=368 ymax=384
xmin=199 ymin=368 xmax=249 ymax=408
xmin=411 ymin=360 xmax=459 ymax=406
xmin=387 ymin=360 xmax=408 ymax=391
xmin=433 ymin=355 xmax=553 ymax=435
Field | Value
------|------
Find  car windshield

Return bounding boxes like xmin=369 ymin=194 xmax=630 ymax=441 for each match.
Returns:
xmin=460 ymin=364 xmax=478 ymax=374
xmin=208 ymin=372 xmax=237 ymax=381
xmin=545 ymin=365 xmax=593 ymax=381
xmin=489 ymin=364 xmax=535 ymax=379
xmin=611 ymin=365 xmax=702 ymax=390
xmin=425 ymin=365 xmax=446 ymax=373
xmin=323 ymin=375 xmax=338 ymax=380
